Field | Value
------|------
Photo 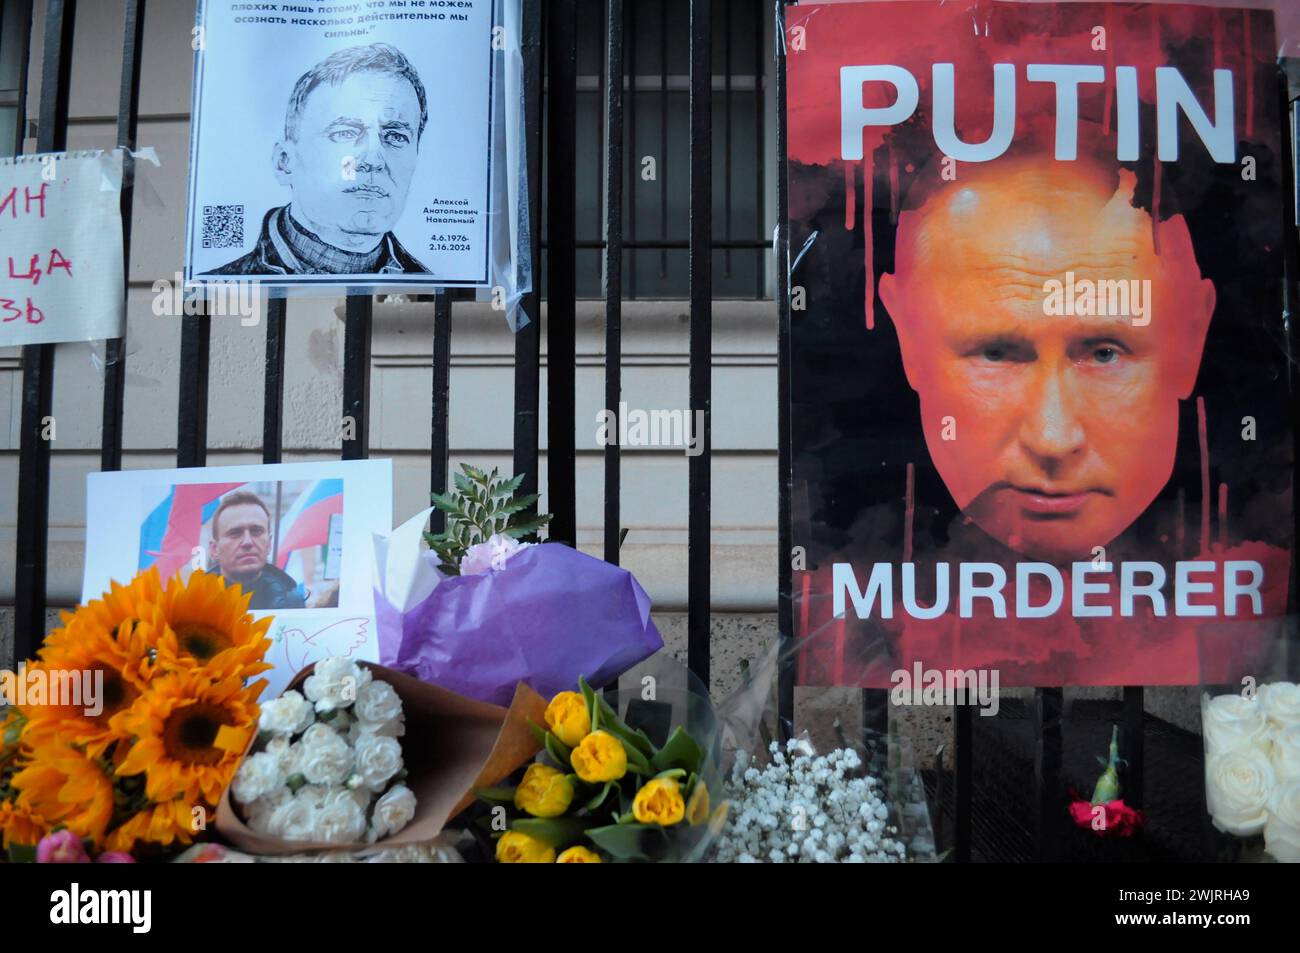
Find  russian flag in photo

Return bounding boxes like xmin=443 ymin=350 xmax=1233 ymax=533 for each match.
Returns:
xmin=276 ymin=479 xmax=344 ymax=569
xmin=138 ymin=482 xmax=245 ymax=579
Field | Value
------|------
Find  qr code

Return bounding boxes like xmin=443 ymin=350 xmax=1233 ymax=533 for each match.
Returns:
xmin=201 ymin=204 xmax=245 ymax=249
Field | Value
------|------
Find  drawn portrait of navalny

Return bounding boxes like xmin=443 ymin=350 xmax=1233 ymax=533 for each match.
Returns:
xmin=208 ymin=42 xmax=431 ymax=277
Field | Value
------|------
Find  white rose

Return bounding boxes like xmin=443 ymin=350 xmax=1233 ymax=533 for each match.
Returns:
xmin=1260 ymin=682 xmax=1300 ymax=729
xmin=347 ymin=718 xmax=405 ymax=746
xmin=354 ymin=680 xmax=404 ymax=726
xmin=354 ymin=733 xmax=403 ymax=793
xmin=266 ymin=736 xmax=301 ymax=777
xmin=312 ymin=795 xmax=368 ymax=844
xmin=318 ymin=709 xmax=353 ymax=735
xmin=1206 ymin=748 xmax=1276 ymax=836
xmin=245 ymin=787 xmax=291 ymax=833
xmin=1270 ymin=725 xmax=1300 ymax=782
xmin=369 ymin=783 xmax=417 ymax=842
xmin=231 ymin=751 xmax=284 ymax=805
xmin=259 ymin=690 xmax=315 ymax=736
xmin=1263 ymin=779 xmax=1300 ymax=863
xmin=300 ymin=723 xmax=338 ymax=749
xmin=1202 ymin=693 xmax=1268 ymax=756
xmin=298 ymin=730 xmax=353 ymax=787
xmin=268 ymin=792 xmax=318 ymax=841
xmin=302 ymin=658 xmax=372 ymax=714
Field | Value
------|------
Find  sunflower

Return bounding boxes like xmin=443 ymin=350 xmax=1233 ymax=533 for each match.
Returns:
xmin=39 ymin=568 xmax=165 ymax=661
xmin=102 ymin=798 xmax=196 ymax=855
xmin=113 ymin=667 xmax=264 ymax=804
xmin=147 ymin=571 xmax=273 ymax=680
xmin=20 ymin=619 xmax=153 ymax=759
xmin=0 ymin=794 xmax=49 ymax=849
xmin=9 ymin=741 xmax=115 ymax=846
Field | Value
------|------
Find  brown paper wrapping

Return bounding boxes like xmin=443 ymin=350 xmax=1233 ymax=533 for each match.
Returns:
xmin=215 ymin=662 xmax=546 ymax=855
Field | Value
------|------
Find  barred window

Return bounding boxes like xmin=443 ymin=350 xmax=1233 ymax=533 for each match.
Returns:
xmin=0 ymin=0 xmax=32 ymax=157
xmin=542 ymin=0 xmax=774 ymax=300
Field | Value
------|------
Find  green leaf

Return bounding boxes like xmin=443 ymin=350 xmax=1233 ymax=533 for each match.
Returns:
xmin=584 ymin=782 xmax=616 ymax=812
xmin=585 ymin=823 xmax=671 ymax=861
xmin=545 ymin=732 xmax=573 ymax=769
xmin=650 ymin=727 xmax=705 ymax=775
xmin=6 ymin=842 xmax=36 ymax=863
xmin=499 ymin=473 xmax=526 ymax=497
xmin=475 ymin=786 xmax=518 ymax=806
xmin=654 ymin=768 xmax=688 ymax=782
xmin=527 ymin=719 xmax=549 ymax=748
xmin=511 ymin=817 xmax=589 ymax=849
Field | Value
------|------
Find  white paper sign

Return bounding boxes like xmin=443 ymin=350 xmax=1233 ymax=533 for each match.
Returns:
xmin=0 ymin=150 xmax=124 ymax=346
xmin=185 ymin=0 xmax=495 ymax=288
xmin=84 ymin=459 xmax=393 ymax=698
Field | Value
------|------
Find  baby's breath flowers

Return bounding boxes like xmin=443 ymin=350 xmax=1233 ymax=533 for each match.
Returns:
xmin=714 ymin=737 xmax=909 ymax=863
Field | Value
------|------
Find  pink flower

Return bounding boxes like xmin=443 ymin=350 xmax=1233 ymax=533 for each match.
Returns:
xmin=95 ymin=851 xmax=136 ymax=863
xmin=460 ymin=534 xmax=527 ymax=575
xmin=36 ymin=830 xmax=90 ymax=864
xmin=1068 ymin=798 xmax=1145 ymax=837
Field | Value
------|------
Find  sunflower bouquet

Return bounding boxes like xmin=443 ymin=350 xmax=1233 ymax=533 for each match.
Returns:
xmin=476 ymin=678 xmax=728 ymax=862
xmin=0 ymin=568 xmax=271 ymax=861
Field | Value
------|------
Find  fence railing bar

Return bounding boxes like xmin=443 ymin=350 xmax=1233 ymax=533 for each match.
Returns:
xmin=687 ymin=0 xmax=712 ymax=688
xmin=262 ymin=298 xmax=286 ymax=464
xmin=625 ymin=0 xmax=636 ymax=300
xmin=15 ymin=0 xmax=76 ymax=660
xmin=602 ymin=0 xmax=624 ymax=567
xmin=1122 ymin=685 xmax=1145 ymax=810
xmin=954 ymin=701 xmax=972 ymax=862
xmin=176 ymin=308 xmax=210 ymax=468
xmin=513 ymin=0 xmax=542 ymax=508
xmin=1034 ymin=686 xmax=1064 ymax=861
xmin=774 ymin=0 xmax=793 ymax=741
xmin=341 ymin=296 xmax=372 ymax=461
xmin=657 ymin=0 xmax=667 ymax=280
xmin=101 ymin=0 xmax=145 ymax=474
xmin=753 ymin=2 xmax=765 ymax=300
xmin=430 ymin=292 xmax=451 ymax=532
xmin=722 ymin=0 xmax=732 ymax=281
xmin=546 ymin=0 xmax=577 ymax=546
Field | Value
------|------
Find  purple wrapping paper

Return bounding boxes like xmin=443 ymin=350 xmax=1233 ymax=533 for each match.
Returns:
xmin=375 ymin=543 xmax=663 ymax=706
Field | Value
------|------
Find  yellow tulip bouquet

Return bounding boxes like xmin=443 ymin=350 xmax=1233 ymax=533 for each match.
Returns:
xmin=476 ymin=678 xmax=727 ymax=862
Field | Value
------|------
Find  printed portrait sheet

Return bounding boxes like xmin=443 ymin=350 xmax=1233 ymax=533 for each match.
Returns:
xmin=84 ymin=460 xmax=393 ymax=698
xmin=185 ymin=0 xmax=495 ymax=288
xmin=787 ymin=1 xmax=1294 ymax=687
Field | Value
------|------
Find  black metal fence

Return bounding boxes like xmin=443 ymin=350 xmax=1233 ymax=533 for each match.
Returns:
xmin=6 ymin=0 xmax=1297 ymax=864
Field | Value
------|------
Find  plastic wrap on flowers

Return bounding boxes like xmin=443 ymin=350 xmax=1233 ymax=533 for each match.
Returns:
xmin=476 ymin=653 xmax=729 ymax=863
xmin=373 ymin=508 xmax=663 ymax=706
xmin=712 ymin=626 xmax=938 ymax=862
xmin=1198 ymin=619 xmax=1300 ymax=862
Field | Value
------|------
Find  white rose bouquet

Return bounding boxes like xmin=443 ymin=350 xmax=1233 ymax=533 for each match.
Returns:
xmin=231 ymin=657 xmax=417 ymax=845
xmin=1203 ymin=681 xmax=1300 ymax=862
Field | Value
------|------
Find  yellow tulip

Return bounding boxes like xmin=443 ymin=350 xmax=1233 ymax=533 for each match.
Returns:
xmin=513 ymin=763 xmax=575 ymax=818
xmin=544 ymin=691 xmax=591 ymax=747
xmin=556 ymin=845 xmax=602 ymax=863
xmin=686 ymin=782 xmax=711 ymax=826
xmin=495 ymin=830 xmax=556 ymax=863
xmin=569 ymin=730 xmax=627 ymax=783
xmin=633 ymin=777 xmax=685 ymax=826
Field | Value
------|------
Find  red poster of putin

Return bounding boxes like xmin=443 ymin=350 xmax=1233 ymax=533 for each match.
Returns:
xmin=788 ymin=1 xmax=1294 ymax=687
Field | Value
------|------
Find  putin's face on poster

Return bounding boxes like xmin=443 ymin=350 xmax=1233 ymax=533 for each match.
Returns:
xmin=879 ymin=155 xmax=1214 ymax=565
